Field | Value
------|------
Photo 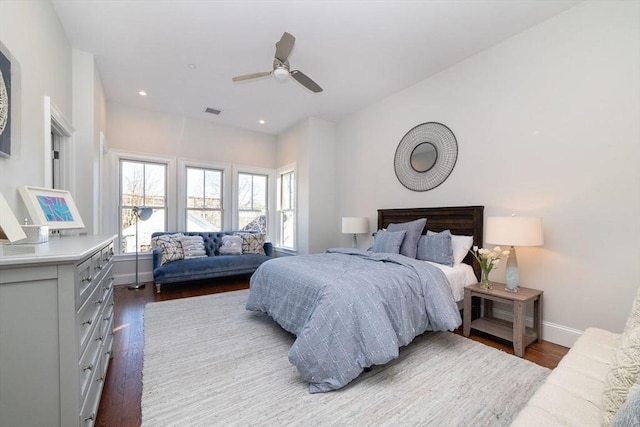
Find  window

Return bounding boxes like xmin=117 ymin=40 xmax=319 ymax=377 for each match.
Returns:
xmin=237 ymin=172 xmax=267 ymax=232
xmin=278 ymin=169 xmax=295 ymax=249
xmin=120 ymin=159 xmax=167 ymax=253
xmin=186 ymin=167 xmax=223 ymax=231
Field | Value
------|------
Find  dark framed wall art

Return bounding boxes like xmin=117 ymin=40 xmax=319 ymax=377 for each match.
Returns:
xmin=0 ymin=42 xmax=11 ymax=158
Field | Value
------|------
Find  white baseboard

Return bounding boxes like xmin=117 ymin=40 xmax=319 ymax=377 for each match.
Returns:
xmin=491 ymin=307 xmax=582 ymax=348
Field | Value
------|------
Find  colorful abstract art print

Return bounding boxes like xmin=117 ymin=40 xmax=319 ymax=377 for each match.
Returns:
xmin=36 ymin=195 xmax=75 ymax=222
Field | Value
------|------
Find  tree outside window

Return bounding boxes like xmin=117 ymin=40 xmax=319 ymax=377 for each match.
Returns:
xmin=120 ymin=160 xmax=166 ymax=253
xmin=238 ymin=173 xmax=267 ymax=232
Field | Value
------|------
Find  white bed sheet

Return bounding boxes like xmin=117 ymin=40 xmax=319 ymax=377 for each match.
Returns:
xmin=424 ymin=261 xmax=478 ymax=302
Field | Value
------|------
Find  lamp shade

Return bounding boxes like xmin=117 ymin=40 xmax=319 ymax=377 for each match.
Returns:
xmin=342 ymin=217 xmax=369 ymax=234
xmin=485 ymin=216 xmax=544 ymax=247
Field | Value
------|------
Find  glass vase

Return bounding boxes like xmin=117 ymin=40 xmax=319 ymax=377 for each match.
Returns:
xmin=480 ymin=269 xmax=492 ymax=290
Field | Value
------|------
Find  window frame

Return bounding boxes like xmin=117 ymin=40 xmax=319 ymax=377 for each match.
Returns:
xmin=232 ymin=165 xmax=275 ymax=239
xmin=178 ymin=158 xmax=231 ymax=231
xmin=112 ymin=150 xmax=176 ymax=254
xmin=276 ymin=162 xmax=297 ymax=251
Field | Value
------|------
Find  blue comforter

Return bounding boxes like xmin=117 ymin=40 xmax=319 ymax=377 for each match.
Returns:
xmin=245 ymin=248 xmax=461 ymax=393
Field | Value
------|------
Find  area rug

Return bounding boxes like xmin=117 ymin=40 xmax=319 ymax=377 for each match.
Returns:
xmin=142 ymin=290 xmax=549 ymax=426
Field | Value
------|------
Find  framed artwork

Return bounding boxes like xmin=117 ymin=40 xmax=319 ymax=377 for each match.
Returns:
xmin=18 ymin=186 xmax=85 ymax=230
xmin=0 ymin=41 xmax=12 ymax=158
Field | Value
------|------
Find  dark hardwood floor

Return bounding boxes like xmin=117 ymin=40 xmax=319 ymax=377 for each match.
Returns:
xmin=96 ymin=277 xmax=569 ymax=427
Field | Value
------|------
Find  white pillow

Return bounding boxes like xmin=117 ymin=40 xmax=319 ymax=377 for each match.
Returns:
xmin=428 ymin=231 xmax=473 ymax=265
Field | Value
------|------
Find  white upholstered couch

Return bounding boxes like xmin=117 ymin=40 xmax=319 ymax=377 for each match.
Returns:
xmin=512 ymin=289 xmax=640 ymax=427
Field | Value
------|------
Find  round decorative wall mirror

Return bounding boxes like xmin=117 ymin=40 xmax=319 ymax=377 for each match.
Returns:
xmin=394 ymin=122 xmax=458 ymax=191
xmin=410 ymin=142 xmax=438 ymax=172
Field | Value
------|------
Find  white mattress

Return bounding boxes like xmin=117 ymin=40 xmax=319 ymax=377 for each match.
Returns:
xmin=424 ymin=261 xmax=478 ymax=302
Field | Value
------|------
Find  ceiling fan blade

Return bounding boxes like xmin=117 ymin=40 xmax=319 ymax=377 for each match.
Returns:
xmin=274 ymin=32 xmax=295 ymax=63
xmin=232 ymin=71 xmax=272 ymax=82
xmin=290 ymin=70 xmax=323 ymax=93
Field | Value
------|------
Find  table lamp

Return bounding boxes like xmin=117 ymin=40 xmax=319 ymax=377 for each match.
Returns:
xmin=485 ymin=216 xmax=544 ymax=291
xmin=342 ymin=217 xmax=369 ymax=248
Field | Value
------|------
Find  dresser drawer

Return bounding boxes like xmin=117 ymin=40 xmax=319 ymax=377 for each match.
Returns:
xmin=101 ymin=242 xmax=114 ymax=265
xmin=91 ymin=251 xmax=106 ymax=284
xmin=77 ymin=283 xmax=103 ymax=356
xmin=78 ymin=323 xmax=102 ymax=399
xmin=79 ymin=359 xmax=104 ymax=427
xmin=77 ymin=258 xmax=94 ymax=310
xmin=100 ymin=316 xmax=114 ymax=379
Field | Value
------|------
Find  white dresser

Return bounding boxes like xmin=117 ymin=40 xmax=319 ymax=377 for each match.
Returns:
xmin=0 ymin=235 xmax=116 ymax=427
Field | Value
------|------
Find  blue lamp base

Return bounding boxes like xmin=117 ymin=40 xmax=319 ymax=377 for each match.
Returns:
xmin=505 ymin=246 xmax=519 ymax=292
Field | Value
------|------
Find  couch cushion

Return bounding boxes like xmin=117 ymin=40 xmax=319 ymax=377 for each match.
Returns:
xmin=153 ymin=253 xmax=270 ymax=284
xmin=511 ymin=327 xmax=621 ymax=427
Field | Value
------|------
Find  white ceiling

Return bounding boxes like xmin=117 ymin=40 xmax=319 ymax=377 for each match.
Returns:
xmin=51 ymin=0 xmax=580 ymax=136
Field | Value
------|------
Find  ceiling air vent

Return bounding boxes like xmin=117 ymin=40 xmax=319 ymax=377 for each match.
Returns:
xmin=204 ymin=107 xmax=221 ymax=115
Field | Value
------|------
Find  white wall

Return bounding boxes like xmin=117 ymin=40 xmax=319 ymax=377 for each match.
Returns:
xmin=107 ymin=102 xmax=276 ymax=167
xmin=277 ymin=117 xmax=337 ymax=255
xmin=0 ymin=1 xmax=72 ymax=219
xmin=335 ymin=0 xmax=640 ymax=346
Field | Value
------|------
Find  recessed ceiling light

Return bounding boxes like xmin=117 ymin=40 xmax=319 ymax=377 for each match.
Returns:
xmin=188 ymin=64 xmax=197 ymax=69
xmin=259 ymin=119 xmax=265 ymax=125
xmin=138 ymin=90 xmax=147 ymax=96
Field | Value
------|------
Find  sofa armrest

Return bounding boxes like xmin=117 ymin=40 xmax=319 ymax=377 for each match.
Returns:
xmin=152 ymin=248 xmax=162 ymax=269
xmin=264 ymin=242 xmax=273 ymax=257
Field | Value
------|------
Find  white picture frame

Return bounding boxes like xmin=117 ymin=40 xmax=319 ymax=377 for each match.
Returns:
xmin=18 ymin=185 xmax=85 ymax=230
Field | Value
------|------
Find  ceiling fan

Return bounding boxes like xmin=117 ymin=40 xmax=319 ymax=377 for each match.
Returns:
xmin=232 ymin=32 xmax=323 ymax=93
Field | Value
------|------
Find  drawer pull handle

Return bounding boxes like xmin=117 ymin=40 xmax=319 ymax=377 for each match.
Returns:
xmin=94 ymin=299 xmax=103 ymax=305
xmin=104 ymin=315 xmax=112 ymax=322
xmin=82 ymin=319 xmax=92 ymax=326
xmin=96 ymin=336 xmax=103 ymax=342
xmin=82 ymin=276 xmax=92 ymax=283
xmin=97 ymin=377 xmax=104 ymax=383
xmin=82 ymin=363 xmax=94 ymax=372
xmin=84 ymin=413 xmax=95 ymax=422
xmin=96 ymin=264 xmax=103 ymax=270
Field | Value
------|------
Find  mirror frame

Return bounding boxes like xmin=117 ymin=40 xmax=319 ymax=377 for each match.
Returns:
xmin=394 ymin=122 xmax=458 ymax=191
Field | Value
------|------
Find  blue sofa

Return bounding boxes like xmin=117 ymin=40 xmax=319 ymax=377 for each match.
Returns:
xmin=151 ymin=231 xmax=273 ymax=293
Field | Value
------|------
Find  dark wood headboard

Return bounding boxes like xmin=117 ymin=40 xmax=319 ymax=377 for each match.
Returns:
xmin=378 ymin=206 xmax=484 ymax=280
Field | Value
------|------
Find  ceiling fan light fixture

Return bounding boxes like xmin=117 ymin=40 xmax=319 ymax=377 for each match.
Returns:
xmin=273 ymin=66 xmax=289 ymax=81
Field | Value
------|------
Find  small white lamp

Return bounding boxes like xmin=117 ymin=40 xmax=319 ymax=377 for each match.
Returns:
xmin=342 ymin=217 xmax=369 ymax=248
xmin=485 ymin=216 xmax=544 ymax=291
xmin=128 ymin=206 xmax=153 ymax=290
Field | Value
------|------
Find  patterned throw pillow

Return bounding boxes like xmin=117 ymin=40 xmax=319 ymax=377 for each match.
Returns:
xmin=178 ymin=235 xmax=207 ymax=259
xmin=623 ymin=287 xmax=640 ymax=335
xmin=386 ymin=218 xmax=427 ymax=259
xmin=602 ymin=326 xmax=640 ymax=426
xmin=219 ymin=235 xmax=243 ymax=255
xmin=235 ymin=233 xmax=266 ymax=255
xmin=371 ymin=230 xmax=406 ymax=254
xmin=417 ymin=230 xmax=454 ymax=266
xmin=151 ymin=233 xmax=184 ymax=265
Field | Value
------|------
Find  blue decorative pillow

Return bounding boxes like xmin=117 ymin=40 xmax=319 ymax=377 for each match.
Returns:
xmin=417 ymin=230 xmax=454 ymax=266
xmin=386 ymin=218 xmax=427 ymax=259
xmin=372 ymin=230 xmax=406 ymax=254
xmin=612 ymin=385 xmax=640 ymax=427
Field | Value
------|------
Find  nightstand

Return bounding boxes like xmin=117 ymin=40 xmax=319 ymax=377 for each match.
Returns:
xmin=463 ymin=283 xmax=543 ymax=357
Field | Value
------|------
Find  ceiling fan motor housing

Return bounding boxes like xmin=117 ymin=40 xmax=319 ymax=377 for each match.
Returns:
xmin=273 ymin=59 xmax=290 ymax=80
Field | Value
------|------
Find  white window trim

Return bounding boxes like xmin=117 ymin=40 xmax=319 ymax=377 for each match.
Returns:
xmin=111 ymin=150 xmax=176 ymax=253
xmin=276 ymin=162 xmax=297 ymax=251
xmin=232 ymin=164 xmax=276 ymax=240
xmin=178 ymin=158 xmax=231 ymax=231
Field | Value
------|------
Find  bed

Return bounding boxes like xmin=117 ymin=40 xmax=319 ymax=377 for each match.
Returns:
xmin=246 ymin=206 xmax=484 ymax=393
